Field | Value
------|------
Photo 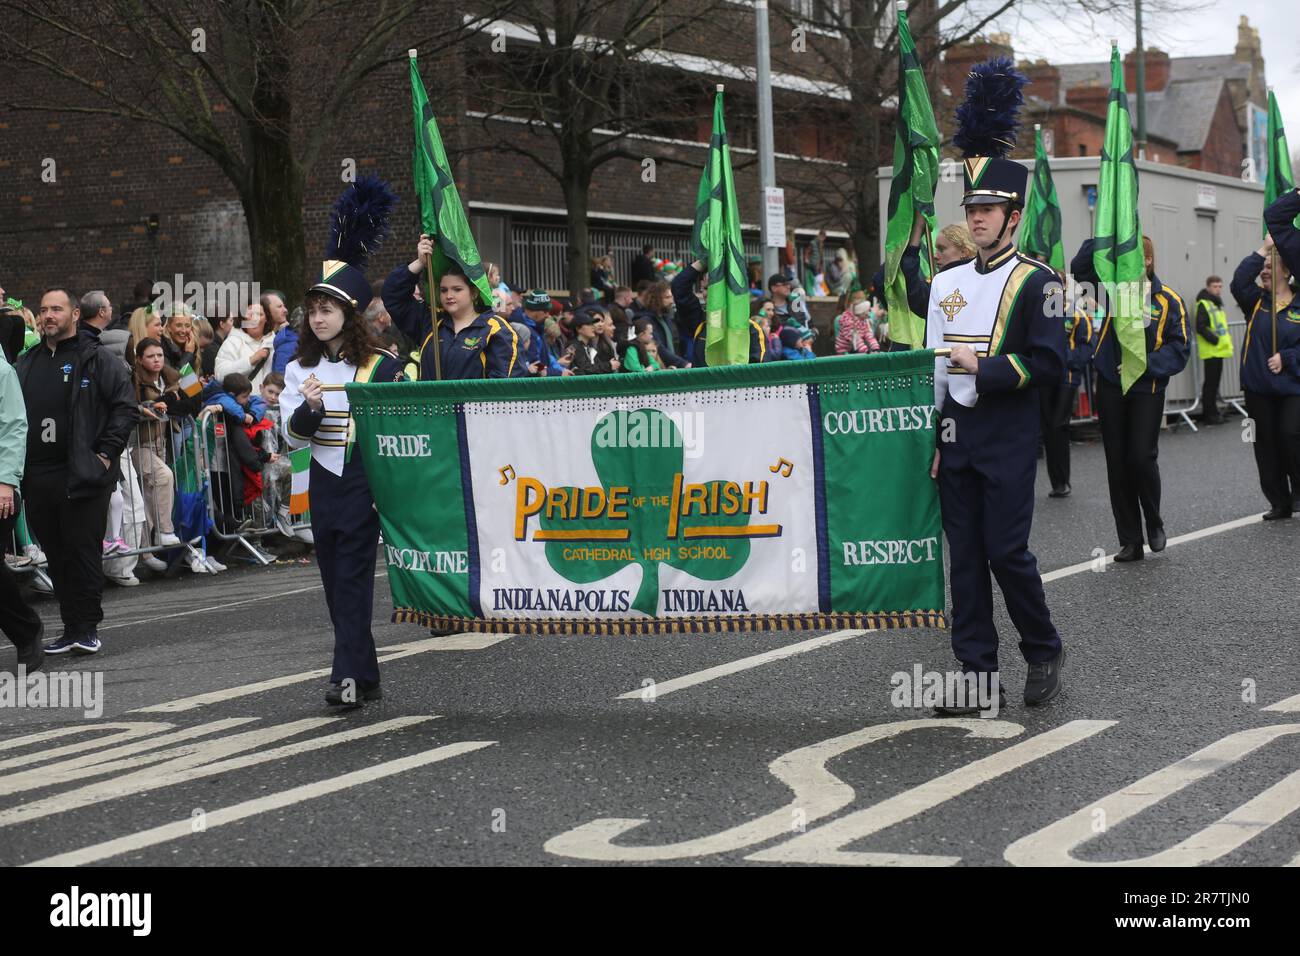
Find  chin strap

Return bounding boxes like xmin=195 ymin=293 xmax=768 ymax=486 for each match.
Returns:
xmin=979 ymin=203 xmax=1021 ymax=251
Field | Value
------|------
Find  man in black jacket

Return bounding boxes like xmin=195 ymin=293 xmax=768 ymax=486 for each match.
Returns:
xmin=17 ymin=289 xmax=136 ymax=655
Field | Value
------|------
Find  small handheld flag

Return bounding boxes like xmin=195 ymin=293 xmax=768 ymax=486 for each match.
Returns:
xmin=289 ymin=446 xmax=311 ymax=515
xmin=177 ymin=363 xmax=202 ymax=398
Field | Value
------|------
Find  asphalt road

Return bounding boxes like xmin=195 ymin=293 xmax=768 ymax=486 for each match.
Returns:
xmin=2 ymin=414 xmax=1298 ymax=867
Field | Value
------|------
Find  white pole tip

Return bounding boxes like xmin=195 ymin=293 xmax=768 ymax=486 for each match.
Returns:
xmin=1035 ymin=123 xmax=1041 ymax=130
xmin=717 ymin=83 xmax=725 ymax=93
xmin=408 ymin=49 xmax=418 ymax=58
xmin=897 ymin=1 xmax=907 ymax=10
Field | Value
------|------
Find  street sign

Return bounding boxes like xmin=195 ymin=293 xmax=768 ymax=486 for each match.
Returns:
xmin=764 ymin=187 xmax=785 ymax=248
xmin=1196 ymin=183 xmax=1218 ymax=210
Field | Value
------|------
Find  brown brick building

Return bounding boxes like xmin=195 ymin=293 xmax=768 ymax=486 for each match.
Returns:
xmin=941 ymin=16 xmax=1267 ymax=176
xmin=0 ymin=0 xmax=897 ymax=312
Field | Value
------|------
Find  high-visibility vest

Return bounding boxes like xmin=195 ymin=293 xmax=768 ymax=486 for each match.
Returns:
xmin=1196 ymin=298 xmax=1233 ymax=359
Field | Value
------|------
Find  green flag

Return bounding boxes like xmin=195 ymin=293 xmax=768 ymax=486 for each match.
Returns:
xmin=1020 ymin=126 xmax=1064 ymax=272
xmin=882 ymin=4 xmax=940 ymax=350
xmin=1263 ymin=90 xmax=1296 ymax=236
xmin=409 ymin=52 xmax=492 ymax=309
xmin=690 ymin=87 xmax=750 ymax=366
xmin=1093 ymin=44 xmax=1146 ymax=394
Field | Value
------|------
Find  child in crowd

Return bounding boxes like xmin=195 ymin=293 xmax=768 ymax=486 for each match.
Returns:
xmin=779 ymin=325 xmax=816 ymax=361
xmin=622 ymin=320 xmax=663 ymax=372
xmin=206 ymin=372 xmax=276 ymax=532
xmin=132 ymin=338 xmax=200 ymax=549
xmin=257 ymin=373 xmax=293 ymax=524
xmin=834 ymin=297 xmax=880 ymax=354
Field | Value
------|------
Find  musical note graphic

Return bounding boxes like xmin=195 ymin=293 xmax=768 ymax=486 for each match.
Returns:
xmin=769 ymin=457 xmax=794 ymax=478
xmin=498 ymin=464 xmax=516 ymax=485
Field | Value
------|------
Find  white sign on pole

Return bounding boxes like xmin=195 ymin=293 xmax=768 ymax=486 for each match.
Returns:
xmin=1196 ymin=183 xmax=1218 ymax=210
xmin=764 ymin=187 xmax=786 ymax=248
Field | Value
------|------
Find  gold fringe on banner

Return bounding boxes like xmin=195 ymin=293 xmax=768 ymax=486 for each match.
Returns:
xmin=393 ymin=609 xmax=948 ymax=635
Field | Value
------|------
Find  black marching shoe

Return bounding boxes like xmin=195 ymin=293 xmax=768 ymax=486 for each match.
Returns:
xmin=325 ymin=680 xmax=383 ymax=707
xmin=1262 ymin=507 xmax=1293 ymax=521
xmin=1113 ymin=544 xmax=1144 ymax=562
xmin=1147 ymin=527 xmax=1167 ymax=553
xmin=16 ymin=626 xmax=46 ymax=673
xmin=934 ymin=682 xmax=1006 ymax=717
xmin=1024 ymin=649 xmax=1065 ymax=707
xmin=1048 ymin=484 xmax=1071 ymax=498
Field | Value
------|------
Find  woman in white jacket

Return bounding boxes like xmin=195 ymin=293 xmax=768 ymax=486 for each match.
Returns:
xmin=214 ymin=302 xmax=275 ymax=390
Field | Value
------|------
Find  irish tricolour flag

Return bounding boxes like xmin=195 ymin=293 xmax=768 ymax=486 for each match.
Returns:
xmin=289 ymin=447 xmax=311 ymax=515
xmin=178 ymin=363 xmax=201 ymax=398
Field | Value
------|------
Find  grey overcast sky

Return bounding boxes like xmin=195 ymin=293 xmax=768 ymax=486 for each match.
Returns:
xmin=972 ymin=1 xmax=1300 ymax=167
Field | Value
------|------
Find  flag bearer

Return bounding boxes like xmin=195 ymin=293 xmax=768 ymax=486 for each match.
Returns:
xmin=924 ymin=57 xmax=1067 ymax=714
xmin=281 ymin=176 xmax=406 ymax=707
xmin=1228 ymin=190 xmax=1300 ymax=519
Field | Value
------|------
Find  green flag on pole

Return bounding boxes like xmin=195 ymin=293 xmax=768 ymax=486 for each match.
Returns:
xmin=1020 ymin=125 xmax=1064 ymax=272
xmin=1093 ymin=43 xmax=1146 ymax=394
xmin=1263 ymin=89 xmax=1296 ymax=236
xmin=690 ymin=86 xmax=750 ymax=366
xmin=409 ymin=51 xmax=493 ymax=310
xmin=883 ymin=2 xmax=940 ymax=350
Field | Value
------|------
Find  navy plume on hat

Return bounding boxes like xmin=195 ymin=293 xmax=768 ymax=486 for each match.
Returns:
xmin=953 ymin=57 xmax=1029 ymax=207
xmin=311 ymin=174 xmax=398 ymax=312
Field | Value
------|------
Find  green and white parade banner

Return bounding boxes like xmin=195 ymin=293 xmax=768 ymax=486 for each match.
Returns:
xmin=349 ymin=350 xmax=946 ymax=634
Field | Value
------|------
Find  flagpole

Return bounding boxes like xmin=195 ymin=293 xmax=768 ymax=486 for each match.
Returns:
xmin=411 ymin=48 xmax=443 ymax=381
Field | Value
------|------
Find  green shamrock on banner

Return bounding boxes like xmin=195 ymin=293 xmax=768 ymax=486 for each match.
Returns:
xmin=539 ymin=408 xmax=755 ymax=615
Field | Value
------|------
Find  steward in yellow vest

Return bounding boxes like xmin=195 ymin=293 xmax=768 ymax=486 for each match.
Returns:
xmin=1194 ymin=278 xmax=1232 ymax=424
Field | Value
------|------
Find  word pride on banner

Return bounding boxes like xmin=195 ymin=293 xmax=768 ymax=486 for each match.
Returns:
xmin=349 ymin=351 xmax=945 ymax=634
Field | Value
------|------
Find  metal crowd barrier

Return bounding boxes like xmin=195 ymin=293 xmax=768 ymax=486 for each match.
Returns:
xmin=1209 ymin=319 xmax=1250 ymax=418
xmin=5 ymin=408 xmax=313 ymax=586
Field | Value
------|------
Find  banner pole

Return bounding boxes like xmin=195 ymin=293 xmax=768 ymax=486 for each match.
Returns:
xmin=423 ymin=248 xmax=443 ymax=380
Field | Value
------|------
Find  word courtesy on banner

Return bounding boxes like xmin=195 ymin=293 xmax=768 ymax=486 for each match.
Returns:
xmin=348 ymin=351 xmax=947 ymax=634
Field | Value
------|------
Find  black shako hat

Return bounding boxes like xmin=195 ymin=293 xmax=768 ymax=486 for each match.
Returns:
xmin=311 ymin=174 xmax=398 ymax=313
xmin=953 ymin=56 xmax=1029 ymax=207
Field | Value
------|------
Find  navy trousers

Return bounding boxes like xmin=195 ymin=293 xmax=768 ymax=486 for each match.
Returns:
xmin=938 ymin=400 xmax=1061 ymax=674
xmin=310 ymin=457 xmax=381 ymax=687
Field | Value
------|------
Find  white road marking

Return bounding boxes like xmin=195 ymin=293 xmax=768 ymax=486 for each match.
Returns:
xmin=546 ymin=718 xmax=1021 ymax=862
xmin=0 ymin=722 xmax=172 ymax=770
xmin=25 ymin=739 xmax=496 ymax=867
xmin=749 ymin=719 xmax=1115 ymax=865
xmin=0 ymin=719 xmax=256 ymax=796
xmin=130 ymin=632 xmax=512 ymax=714
xmin=613 ymin=629 xmax=866 ymax=701
xmin=1262 ymin=692 xmax=1300 ymax=713
xmin=1004 ymin=723 xmax=1300 ymax=866
xmin=33 ymin=571 xmax=391 ymax=638
xmin=619 ymin=512 xmax=1270 ymax=700
xmin=0 ymin=716 xmax=433 ymax=827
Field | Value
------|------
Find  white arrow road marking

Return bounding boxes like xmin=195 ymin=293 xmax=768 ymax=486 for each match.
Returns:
xmin=545 ymin=718 xmax=1023 ymax=862
xmin=0 ymin=719 xmax=257 ymax=797
xmin=617 ymin=512 xmax=1268 ymax=700
xmin=0 ymin=722 xmax=174 ymax=772
xmin=614 ymin=629 xmax=866 ymax=701
xmin=1262 ymin=692 xmax=1300 ymax=713
xmin=749 ymin=719 xmax=1115 ymax=865
xmin=131 ymin=632 xmax=511 ymax=714
xmin=24 ymin=740 xmax=497 ymax=867
xmin=0 ymin=716 xmax=434 ymax=827
xmin=1004 ymin=724 xmax=1300 ymax=866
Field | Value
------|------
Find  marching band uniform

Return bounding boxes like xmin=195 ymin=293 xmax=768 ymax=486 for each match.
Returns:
xmin=1039 ymin=304 xmax=1095 ymax=497
xmin=926 ymin=57 xmax=1066 ymax=712
xmin=1072 ymin=239 xmax=1189 ymax=559
xmin=380 ymin=264 xmax=518 ymax=380
xmin=1229 ymin=188 xmax=1300 ymax=518
xmin=280 ymin=176 xmax=406 ymax=706
xmin=673 ymin=262 xmax=766 ymax=365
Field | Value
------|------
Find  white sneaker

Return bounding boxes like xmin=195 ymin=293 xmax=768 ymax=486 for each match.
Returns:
xmin=108 ymin=574 xmax=141 ymax=587
xmin=188 ymin=555 xmax=209 ymax=574
xmin=204 ymin=555 xmax=227 ymax=573
xmin=157 ymin=531 xmax=182 ymax=547
xmin=24 ymin=544 xmax=46 ymax=565
xmin=293 ymin=528 xmax=314 ymax=545
xmin=141 ymin=554 xmax=169 ymax=573
xmin=5 ymin=552 xmax=32 ymax=570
